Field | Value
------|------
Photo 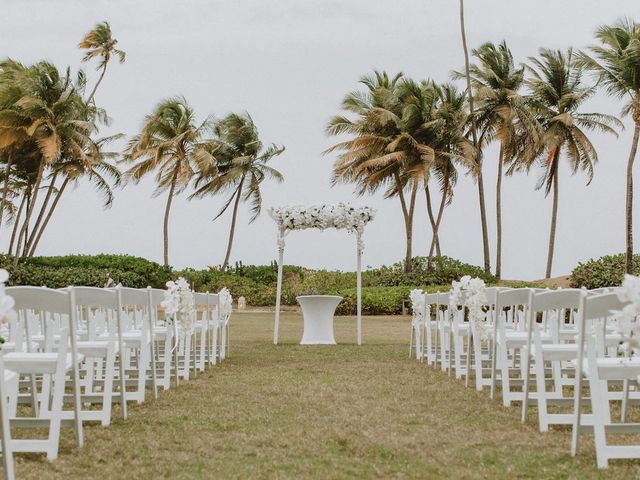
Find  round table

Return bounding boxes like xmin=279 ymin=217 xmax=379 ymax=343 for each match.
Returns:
xmin=296 ymin=295 xmax=343 ymax=345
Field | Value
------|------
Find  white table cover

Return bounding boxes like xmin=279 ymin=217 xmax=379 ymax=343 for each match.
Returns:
xmin=296 ymin=295 xmax=343 ymax=345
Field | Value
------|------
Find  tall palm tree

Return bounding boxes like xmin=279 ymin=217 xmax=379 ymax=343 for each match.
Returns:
xmin=79 ymin=21 xmax=125 ymax=103
xmin=576 ymin=18 xmax=640 ymax=274
xmin=459 ymin=41 xmax=539 ymax=279
xmin=0 ymin=61 xmax=104 ymax=263
xmin=458 ymin=0 xmax=491 ymax=274
xmin=123 ymin=96 xmax=214 ymax=266
xmin=191 ymin=112 xmax=284 ymax=270
xmin=429 ymin=82 xmax=476 ymax=259
xmin=326 ymin=71 xmax=420 ymax=272
xmin=522 ymin=49 xmax=622 ymax=278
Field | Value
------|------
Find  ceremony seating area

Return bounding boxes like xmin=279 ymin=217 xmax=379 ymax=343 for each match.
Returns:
xmin=410 ymin=282 xmax=640 ymax=469
xmin=0 ymin=284 xmax=232 ymax=480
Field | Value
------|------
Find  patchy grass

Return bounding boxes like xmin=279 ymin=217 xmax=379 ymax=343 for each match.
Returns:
xmin=13 ymin=312 xmax=640 ymax=479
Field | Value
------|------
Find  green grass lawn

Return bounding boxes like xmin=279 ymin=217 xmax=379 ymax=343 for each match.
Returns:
xmin=14 ymin=312 xmax=640 ymax=479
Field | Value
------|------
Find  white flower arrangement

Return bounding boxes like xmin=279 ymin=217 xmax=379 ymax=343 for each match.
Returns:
xmin=611 ymin=274 xmax=640 ymax=354
xmin=409 ymin=289 xmax=427 ymax=328
xmin=269 ymin=203 xmax=375 ymax=235
xmin=218 ymin=287 xmax=233 ymax=322
xmin=0 ymin=269 xmax=15 ymax=344
xmin=161 ymin=277 xmax=195 ymax=338
xmin=450 ymin=275 xmax=489 ymax=338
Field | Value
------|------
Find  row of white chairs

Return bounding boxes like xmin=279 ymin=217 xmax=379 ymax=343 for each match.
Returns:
xmin=409 ymin=286 xmax=640 ymax=469
xmin=0 ymin=285 xmax=232 ymax=480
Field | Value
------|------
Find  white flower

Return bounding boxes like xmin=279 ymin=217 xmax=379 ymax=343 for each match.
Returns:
xmin=219 ymin=287 xmax=233 ymax=320
xmin=269 ymin=204 xmax=375 ymax=234
xmin=449 ymin=275 xmax=489 ymax=339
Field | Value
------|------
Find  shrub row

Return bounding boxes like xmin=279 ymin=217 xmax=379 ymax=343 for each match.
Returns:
xmin=0 ymin=254 xmax=501 ymax=314
xmin=570 ymin=253 xmax=640 ymax=289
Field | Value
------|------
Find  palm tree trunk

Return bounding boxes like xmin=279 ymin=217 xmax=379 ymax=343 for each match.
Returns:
xmin=14 ymin=163 xmax=43 ymax=266
xmin=27 ymin=177 xmax=68 ymax=257
xmin=404 ymin=181 xmax=418 ymax=273
xmin=495 ymin=145 xmax=504 ymax=279
xmin=393 ymin=171 xmax=413 ymax=273
xmin=163 ymin=171 xmax=178 ymax=267
xmin=425 ymin=183 xmax=440 ymax=261
xmin=625 ymin=124 xmax=640 ymax=274
xmin=0 ymin=152 xmax=13 ymax=232
xmin=459 ymin=0 xmax=491 ymax=274
xmin=545 ymin=153 xmax=560 ymax=279
xmin=25 ymin=171 xmax=58 ymax=254
xmin=86 ymin=64 xmax=108 ymax=104
xmin=8 ymin=189 xmax=26 ymax=256
xmin=221 ymin=175 xmax=245 ymax=271
xmin=431 ymin=187 xmax=447 ymax=256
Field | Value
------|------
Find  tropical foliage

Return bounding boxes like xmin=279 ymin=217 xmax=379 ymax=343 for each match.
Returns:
xmin=0 ymin=15 xmax=638 ymax=280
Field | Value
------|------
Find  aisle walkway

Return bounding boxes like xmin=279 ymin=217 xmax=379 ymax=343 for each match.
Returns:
xmin=16 ymin=313 xmax=638 ymax=479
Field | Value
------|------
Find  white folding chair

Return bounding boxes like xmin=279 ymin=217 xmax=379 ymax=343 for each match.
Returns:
xmin=0 ymin=350 xmax=16 ymax=480
xmin=572 ymin=291 xmax=640 ymax=468
xmin=148 ymin=288 xmax=179 ymax=390
xmin=490 ymin=288 xmax=532 ymax=406
xmin=118 ymin=288 xmax=153 ymax=404
xmin=522 ymin=289 xmax=583 ymax=432
xmin=72 ymin=286 xmax=121 ymax=426
xmin=420 ymin=293 xmax=439 ymax=365
xmin=4 ymin=286 xmax=83 ymax=460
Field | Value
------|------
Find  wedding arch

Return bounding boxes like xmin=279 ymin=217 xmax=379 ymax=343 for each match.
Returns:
xmin=269 ymin=203 xmax=375 ymax=345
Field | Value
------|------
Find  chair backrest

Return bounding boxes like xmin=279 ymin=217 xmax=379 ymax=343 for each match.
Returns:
xmin=532 ymin=289 xmax=583 ymax=312
xmin=148 ymin=288 xmax=166 ymax=307
xmin=583 ymin=292 xmax=628 ymax=321
xmin=73 ymin=286 xmax=118 ymax=310
xmin=194 ymin=292 xmax=209 ymax=307
xmin=7 ymin=286 xmax=72 ymax=315
xmin=118 ymin=287 xmax=148 ymax=307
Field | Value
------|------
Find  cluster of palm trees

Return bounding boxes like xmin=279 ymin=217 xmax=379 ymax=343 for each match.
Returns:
xmin=0 ymin=22 xmax=284 ymax=269
xmin=327 ymin=11 xmax=640 ymax=279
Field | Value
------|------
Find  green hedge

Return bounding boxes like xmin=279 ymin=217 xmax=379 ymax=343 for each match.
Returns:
xmin=570 ymin=253 xmax=640 ymax=289
xmin=0 ymin=254 xmax=172 ymax=289
xmin=0 ymin=253 xmax=501 ymax=314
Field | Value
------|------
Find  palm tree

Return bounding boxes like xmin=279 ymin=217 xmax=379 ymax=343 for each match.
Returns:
xmin=191 ymin=112 xmax=284 ymax=270
xmin=326 ymin=71 xmax=421 ymax=272
xmin=0 ymin=61 xmax=106 ymax=263
xmin=79 ymin=21 xmax=125 ymax=103
xmin=576 ymin=18 xmax=640 ymax=274
xmin=428 ymin=82 xmax=476 ymax=259
xmin=522 ymin=49 xmax=622 ymax=278
xmin=458 ymin=0 xmax=491 ymax=274
xmin=123 ymin=96 xmax=215 ymax=266
xmin=459 ymin=41 xmax=539 ymax=279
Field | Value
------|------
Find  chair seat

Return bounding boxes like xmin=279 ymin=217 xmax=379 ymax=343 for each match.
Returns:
xmin=530 ymin=343 xmax=577 ymax=360
xmin=579 ymin=357 xmax=640 ymax=380
xmin=4 ymin=352 xmax=84 ymax=374
xmin=77 ymin=340 xmax=112 ymax=357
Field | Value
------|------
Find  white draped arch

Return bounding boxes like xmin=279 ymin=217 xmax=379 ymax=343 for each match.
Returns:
xmin=269 ymin=204 xmax=375 ymax=345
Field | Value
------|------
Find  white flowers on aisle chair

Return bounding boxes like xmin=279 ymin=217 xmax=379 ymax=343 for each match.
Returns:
xmin=409 ymin=288 xmax=427 ymax=324
xmin=611 ymin=274 xmax=640 ymax=353
xmin=161 ymin=277 xmax=195 ymax=338
xmin=0 ymin=269 xmax=15 ymax=344
xmin=218 ymin=287 xmax=233 ymax=320
xmin=450 ymin=275 xmax=489 ymax=339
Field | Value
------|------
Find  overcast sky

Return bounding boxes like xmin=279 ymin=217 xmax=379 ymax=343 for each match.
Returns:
xmin=1 ymin=0 xmax=639 ymax=279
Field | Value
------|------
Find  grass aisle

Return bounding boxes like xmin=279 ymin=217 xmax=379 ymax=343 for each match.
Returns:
xmin=17 ymin=312 xmax=639 ymax=479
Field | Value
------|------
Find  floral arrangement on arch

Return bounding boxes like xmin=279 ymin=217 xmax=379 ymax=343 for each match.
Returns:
xmin=268 ymin=203 xmax=375 ymax=235
xmin=0 ymin=269 xmax=15 ymax=344
xmin=161 ymin=277 xmax=195 ymax=338
xmin=611 ymin=274 xmax=640 ymax=355
xmin=450 ymin=275 xmax=489 ymax=338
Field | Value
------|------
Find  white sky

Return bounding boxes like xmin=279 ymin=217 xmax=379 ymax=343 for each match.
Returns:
xmin=1 ymin=0 xmax=639 ymax=280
